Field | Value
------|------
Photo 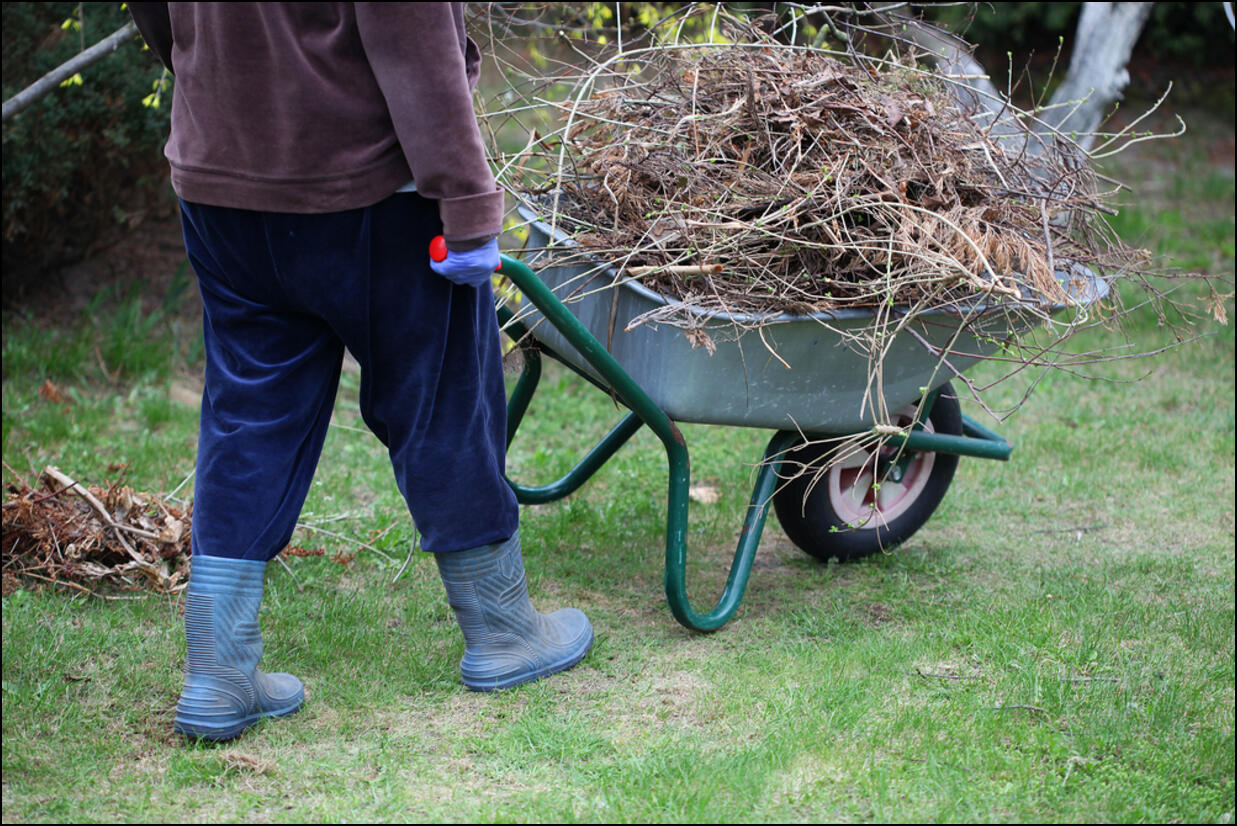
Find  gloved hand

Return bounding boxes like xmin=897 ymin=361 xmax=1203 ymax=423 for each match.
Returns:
xmin=429 ymin=237 xmax=500 ymax=288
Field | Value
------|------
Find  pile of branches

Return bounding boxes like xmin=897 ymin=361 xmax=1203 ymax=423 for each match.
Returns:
xmin=2 ymin=466 xmax=190 ymax=597
xmin=503 ymin=12 xmax=1139 ymax=326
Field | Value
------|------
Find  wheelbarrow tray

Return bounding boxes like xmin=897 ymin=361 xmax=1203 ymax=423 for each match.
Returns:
xmin=516 ymin=204 xmax=1107 ymax=433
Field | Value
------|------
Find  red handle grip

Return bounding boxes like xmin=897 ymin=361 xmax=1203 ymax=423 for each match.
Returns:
xmin=429 ymin=235 xmax=448 ymax=263
xmin=428 ymin=235 xmax=502 ymax=271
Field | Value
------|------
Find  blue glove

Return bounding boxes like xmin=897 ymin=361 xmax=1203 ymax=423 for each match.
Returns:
xmin=429 ymin=238 xmax=500 ymax=288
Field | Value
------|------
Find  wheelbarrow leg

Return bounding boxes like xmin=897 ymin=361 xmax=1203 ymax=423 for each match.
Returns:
xmin=504 ymin=337 xmax=542 ymax=447
xmin=506 ymin=411 xmax=644 ymax=505
xmin=498 ymin=253 xmax=793 ymax=632
xmin=501 ymin=307 xmax=649 ymax=505
xmin=663 ymin=429 xmax=800 ymax=631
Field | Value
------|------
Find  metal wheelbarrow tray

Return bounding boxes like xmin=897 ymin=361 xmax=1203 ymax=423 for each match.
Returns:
xmin=496 ymin=205 xmax=1109 ymax=631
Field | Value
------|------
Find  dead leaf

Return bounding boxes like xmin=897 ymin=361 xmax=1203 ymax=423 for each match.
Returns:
xmin=881 ymin=95 xmax=904 ymax=128
xmin=158 ymin=519 xmax=184 ymax=544
xmin=220 ymin=751 xmax=277 ymax=775
xmin=281 ymin=546 xmax=325 ymax=557
xmin=1207 ymin=289 xmax=1231 ymax=325
xmin=689 ymin=484 xmax=720 ymax=505
xmin=684 ymin=328 xmax=716 ymax=355
xmin=38 ymin=380 xmax=68 ymax=404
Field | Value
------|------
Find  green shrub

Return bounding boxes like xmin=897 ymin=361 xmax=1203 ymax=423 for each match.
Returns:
xmin=2 ymin=2 xmax=172 ymax=299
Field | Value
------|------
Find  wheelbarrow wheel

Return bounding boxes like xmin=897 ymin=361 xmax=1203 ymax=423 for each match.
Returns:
xmin=773 ymin=385 xmax=963 ymax=562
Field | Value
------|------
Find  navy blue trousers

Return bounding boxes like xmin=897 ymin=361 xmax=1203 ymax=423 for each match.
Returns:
xmin=180 ymin=193 xmax=519 ymax=560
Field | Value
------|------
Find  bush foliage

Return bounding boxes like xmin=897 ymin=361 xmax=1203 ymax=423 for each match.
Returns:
xmin=2 ymin=2 xmax=171 ymax=297
xmin=927 ymin=2 xmax=1235 ymax=67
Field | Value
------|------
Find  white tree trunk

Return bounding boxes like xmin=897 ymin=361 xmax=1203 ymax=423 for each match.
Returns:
xmin=1041 ymin=2 xmax=1155 ymax=147
xmin=898 ymin=3 xmax=1154 ymax=153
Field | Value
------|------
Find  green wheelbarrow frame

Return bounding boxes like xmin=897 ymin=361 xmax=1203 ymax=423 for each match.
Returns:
xmin=495 ymin=253 xmax=1012 ymax=632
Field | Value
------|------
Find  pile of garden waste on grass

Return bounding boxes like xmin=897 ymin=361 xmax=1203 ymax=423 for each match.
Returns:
xmin=2 ymin=465 xmax=191 ymax=597
xmin=2 ymin=463 xmax=355 ymax=596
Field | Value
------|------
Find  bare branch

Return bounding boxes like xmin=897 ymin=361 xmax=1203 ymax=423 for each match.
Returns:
xmin=3 ymin=21 xmax=139 ymax=122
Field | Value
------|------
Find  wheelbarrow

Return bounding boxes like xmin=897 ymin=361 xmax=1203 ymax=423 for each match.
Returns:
xmin=486 ymin=207 xmax=1108 ymax=632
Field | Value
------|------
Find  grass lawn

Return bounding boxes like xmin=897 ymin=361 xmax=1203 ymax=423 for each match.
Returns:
xmin=3 ymin=103 xmax=1233 ymax=823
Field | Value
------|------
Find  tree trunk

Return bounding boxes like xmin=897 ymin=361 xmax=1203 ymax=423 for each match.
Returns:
xmin=897 ymin=3 xmax=1154 ymax=153
xmin=1041 ymin=2 xmax=1154 ymax=148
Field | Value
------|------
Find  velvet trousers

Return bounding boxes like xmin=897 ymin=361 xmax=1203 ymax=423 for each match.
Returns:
xmin=179 ymin=193 xmax=519 ymax=560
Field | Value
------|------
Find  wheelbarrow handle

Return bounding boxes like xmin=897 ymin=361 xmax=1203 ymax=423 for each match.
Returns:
xmin=429 ymin=235 xmax=503 ymax=271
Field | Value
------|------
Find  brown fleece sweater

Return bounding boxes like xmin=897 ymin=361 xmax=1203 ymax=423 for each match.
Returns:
xmin=127 ymin=2 xmax=503 ymax=245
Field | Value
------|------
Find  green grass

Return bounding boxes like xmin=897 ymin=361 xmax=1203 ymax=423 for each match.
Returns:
xmin=3 ymin=133 xmax=1233 ymax=822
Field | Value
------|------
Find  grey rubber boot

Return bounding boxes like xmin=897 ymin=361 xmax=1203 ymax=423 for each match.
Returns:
xmin=434 ymin=533 xmax=593 ymax=691
xmin=173 ymin=555 xmax=304 ymax=741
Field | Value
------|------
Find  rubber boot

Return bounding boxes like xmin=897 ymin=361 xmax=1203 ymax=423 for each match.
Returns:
xmin=434 ymin=533 xmax=593 ymax=692
xmin=173 ymin=555 xmax=304 ymax=740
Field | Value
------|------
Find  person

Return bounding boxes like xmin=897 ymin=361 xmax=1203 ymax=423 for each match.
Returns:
xmin=127 ymin=2 xmax=593 ymax=742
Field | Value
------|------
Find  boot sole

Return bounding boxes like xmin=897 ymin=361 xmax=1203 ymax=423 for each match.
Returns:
xmin=174 ymin=700 xmax=304 ymax=742
xmin=462 ymin=629 xmax=594 ymax=692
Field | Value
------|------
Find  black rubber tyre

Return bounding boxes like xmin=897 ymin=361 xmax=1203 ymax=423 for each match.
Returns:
xmin=774 ymin=385 xmax=963 ymax=561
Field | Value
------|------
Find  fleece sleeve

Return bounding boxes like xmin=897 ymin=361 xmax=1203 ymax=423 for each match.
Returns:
xmin=355 ymin=2 xmax=503 ymax=244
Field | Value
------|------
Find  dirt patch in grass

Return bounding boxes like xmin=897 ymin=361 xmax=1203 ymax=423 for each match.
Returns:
xmin=599 ymin=663 xmax=722 ymax=749
xmin=767 ymin=752 xmax=854 ymax=816
xmin=415 ymin=690 xmax=528 ymax=741
xmin=348 ymin=623 xmax=732 ymax=756
xmin=911 ymin=657 xmax=987 ymax=682
xmin=4 ymin=207 xmax=190 ymax=323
